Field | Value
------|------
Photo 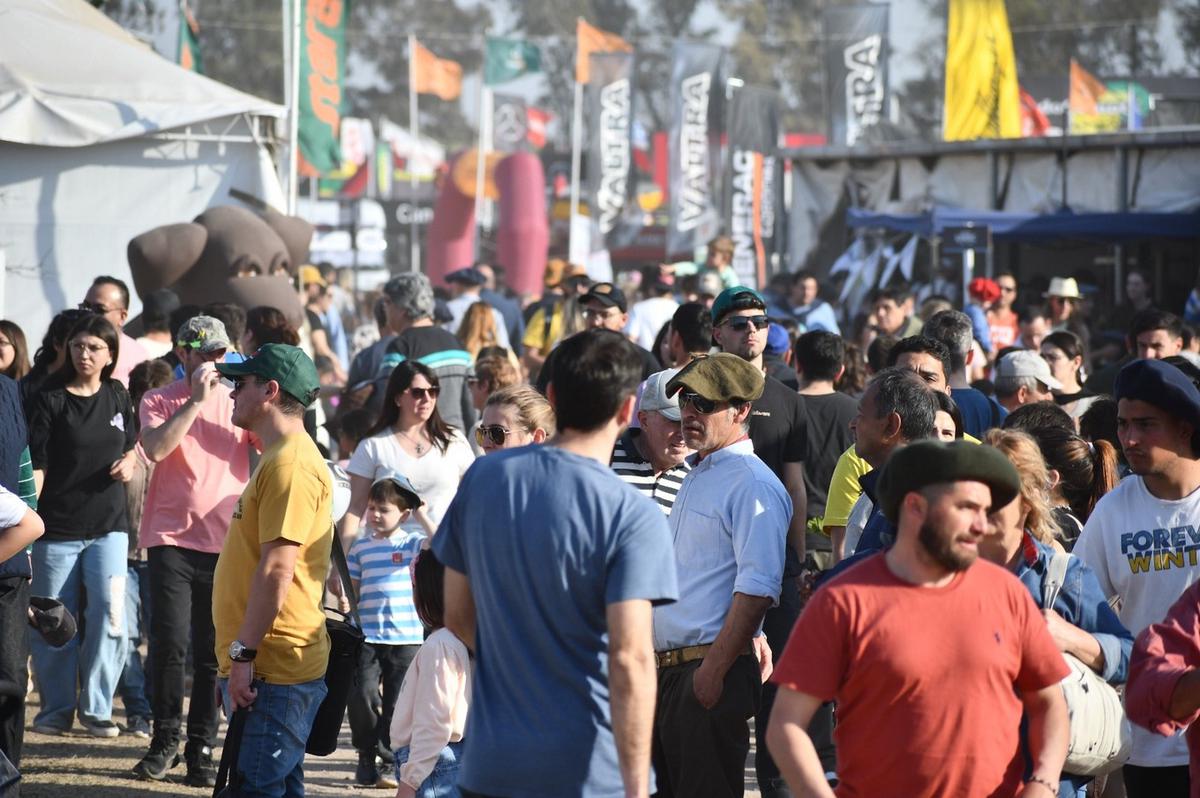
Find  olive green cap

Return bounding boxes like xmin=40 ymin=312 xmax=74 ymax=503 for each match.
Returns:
xmin=875 ymin=440 xmax=1021 ymax=524
xmin=216 ymin=343 xmax=320 ymax=407
xmin=665 ymin=353 xmax=765 ymax=404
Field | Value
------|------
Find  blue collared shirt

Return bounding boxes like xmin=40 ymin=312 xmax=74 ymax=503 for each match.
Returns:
xmin=653 ymin=438 xmax=791 ymax=651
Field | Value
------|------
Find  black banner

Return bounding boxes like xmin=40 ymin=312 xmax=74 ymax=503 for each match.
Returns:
xmin=667 ymin=41 xmax=725 ymax=257
xmin=587 ymin=52 xmax=641 ymax=252
xmin=724 ymin=86 xmax=782 ymax=289
xmin=823 ymin=4 xmax=889 ymax=146
xmin=492 ymin=93 xmax=528 ymax=153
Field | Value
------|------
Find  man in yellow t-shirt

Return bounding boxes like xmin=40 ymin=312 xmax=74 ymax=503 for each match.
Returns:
xmin=214 ymin=344 xmax=333 ymax=795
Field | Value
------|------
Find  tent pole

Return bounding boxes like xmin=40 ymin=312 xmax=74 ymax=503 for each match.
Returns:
xmin=409 ymin=32 xmax=420 ymax=272
xmin=568 ymin=80 xmax=583 ymax=263
xmin=285 ymin=0 xmax=301 ymax=215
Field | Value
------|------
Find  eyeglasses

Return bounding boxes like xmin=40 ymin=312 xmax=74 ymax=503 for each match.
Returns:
xmin=678 ymin=391 xmax=720 ymax=415
xmin=70 ymin=342 xmax=108 ymax=356
xmin=721 ymin=315 xmax=769 ymax=332
xmin=582 ymin=307 xmax=621 ymax=320
xmin=475 ymin=425 xmax=515 ymax=447
xmin=407 ymin=386 xmax=440 ymax=400
xmin=78 ymin=300 xmax=121 ymax=314
xmin=228 ymin=376 xmax=258 ymax=392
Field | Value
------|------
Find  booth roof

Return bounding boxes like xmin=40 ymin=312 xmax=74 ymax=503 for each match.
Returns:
xmin=846 ymin=206 xmax=1200 ymax=242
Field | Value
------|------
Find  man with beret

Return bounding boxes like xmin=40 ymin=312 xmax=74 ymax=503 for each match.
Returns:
xmin=1074 ymin=358 xmax=1200 ymax=796
xmin=766 ymin=440 xmax=1070 ymax=797
xmin=211 ymin=344 xmax=334 ymax=795
xmin=651 ymin=353 xmax=791 ymax=797
xmin=444 ymin=266 xmax=510 ymax=350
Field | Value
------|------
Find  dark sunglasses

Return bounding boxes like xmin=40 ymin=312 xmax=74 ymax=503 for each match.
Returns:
xmin=78 ymin=300 xmax=120 ymax=314
xmin=475 ymin=425 xmax=513 ymax=447
xmin=721 ymin=314 xmax=769 ymax=332
xmin=679 ymin=391 xmax=720 ymax=415
xmin=408 ymin=386 xmax=440 ymax=400
xmin=228 ymin=376 xmax=257 ymax=391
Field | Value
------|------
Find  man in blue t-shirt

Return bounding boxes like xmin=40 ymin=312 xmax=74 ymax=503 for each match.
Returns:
xmin=433 ymin=329 xmax=679 ymax=798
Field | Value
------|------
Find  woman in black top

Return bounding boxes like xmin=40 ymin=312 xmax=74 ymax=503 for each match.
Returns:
xmin=26 ymin=314 xmax=136 ymax=737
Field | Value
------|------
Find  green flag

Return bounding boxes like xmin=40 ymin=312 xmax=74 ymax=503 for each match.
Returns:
xmin=484 ymin=38 xmax=541 ymax=85
xmin=298 ymin=0 xmax=348 ymax=174
xmin=177 ymin=2 xmax=203 ymax=74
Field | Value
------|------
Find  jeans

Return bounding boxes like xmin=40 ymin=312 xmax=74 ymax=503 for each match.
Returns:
xmin=116 ymin=561 xmax=151 ymax=719
xmin=348 ymin=642 xmax=419 ymax=755
xmin=394 ymin=741 xmax=463 ymax=798
xmin=30 ymin=533 xmax=128 ymax=729
xmin=219 ymin=678 xmax=327 ymax=798
xmin=0 ymin=576 xmax=29 ymax=774
xmin=148 ymin=545 xmax=219 ymax=744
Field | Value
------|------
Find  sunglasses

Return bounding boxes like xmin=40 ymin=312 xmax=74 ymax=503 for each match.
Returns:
xmin=228 ymin=376 xmax=258 ymax=391
xmin=721 ymin=315 xmax=770 ymax=332
xmin=78 ymin=300 xmax=121 ymax=314
xmin=475 ymin=425 xmax=514 ymax=447
xmin=407 ymin=386 xmax=440 ymax=400
xmin=678 ymin=391 xmax=720 ymax=415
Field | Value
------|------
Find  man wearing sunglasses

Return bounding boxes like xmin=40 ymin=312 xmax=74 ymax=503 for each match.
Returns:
xmin=710 ymin=285 xmax=811 ymax=796
xmin=652 ymin=353 xmax=790 ymax=798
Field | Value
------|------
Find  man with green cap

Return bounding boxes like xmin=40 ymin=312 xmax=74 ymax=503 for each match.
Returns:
xmin=766 ymin=440 xmax=1070 ymax=798
xmin=651 ymin=353 xmax=791 ymax=797
xmin=211 ymin=343 xmax=334 ymax=795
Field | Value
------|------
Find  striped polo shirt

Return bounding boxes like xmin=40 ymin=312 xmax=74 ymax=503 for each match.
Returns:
xmin=346 ymin=530 xmax=426 ymax=645
xmin=610 ymin=430 xmax=691 ymax=515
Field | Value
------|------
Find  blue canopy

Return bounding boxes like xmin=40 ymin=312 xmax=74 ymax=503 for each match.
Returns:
xmin=846 ymin=207 xmax=1200 ymax=241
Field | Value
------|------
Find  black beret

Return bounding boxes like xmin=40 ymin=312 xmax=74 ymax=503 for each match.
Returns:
xmin=445 ymin=267 xmax=486 ymax=286
xmin=1115 ymin=358 xmax=1200 ymax=427
xmin=876 ymin=440 xmax=1021 ymax=524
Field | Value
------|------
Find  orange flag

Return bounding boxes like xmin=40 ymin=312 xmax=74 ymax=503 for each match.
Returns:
xmin=412 ymin=39 xmax=462 ymax=101
xmin=576 ymin=19 xmax=631 ymax=84
xmin=1069 ymin=59 xmax=1107 ymax=116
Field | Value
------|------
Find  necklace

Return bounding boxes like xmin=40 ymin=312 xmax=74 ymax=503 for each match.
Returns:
xmin=397 ymin=429 xmax=428 ymax=455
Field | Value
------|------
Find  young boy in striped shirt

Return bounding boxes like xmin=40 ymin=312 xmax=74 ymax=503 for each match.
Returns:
xmin=346 ymin=471 xmax=428 ymax=788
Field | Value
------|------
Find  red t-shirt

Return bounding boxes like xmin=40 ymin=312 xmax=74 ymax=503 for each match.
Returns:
xmin=772 ymin=554 xmax=1069 ymax=798
xmin=988 ymin=308 xmax=1019 ymax=352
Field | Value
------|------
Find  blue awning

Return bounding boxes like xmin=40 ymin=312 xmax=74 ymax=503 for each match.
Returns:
xmin=845 ymin=207 xmax=1200 ymax=241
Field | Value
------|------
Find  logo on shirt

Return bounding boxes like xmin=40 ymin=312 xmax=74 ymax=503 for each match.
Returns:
xmin=1120 ymin=526 xmax=1200 ymax=573
xmin=392 ymin=551 xmax=405 ymax=566
xmin=231 ymin=499 xmax=243 ymax=520
xmin=751 ymin=410 xmax=771 ymax=418
xmin=110 ymin=413 xmax=124 ymax=432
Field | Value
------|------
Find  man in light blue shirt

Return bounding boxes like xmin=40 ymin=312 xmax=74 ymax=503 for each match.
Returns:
xmin=652 ymin=353 xmax=791 ymax=798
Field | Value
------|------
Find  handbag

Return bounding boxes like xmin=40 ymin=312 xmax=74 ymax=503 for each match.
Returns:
xmin=305 ymin=527 xmax=366 ymax=757
xmin=1042 ymin=552 xmax=1132 ymax=776
xmin=211 ymin=707 xmax=248 ymax=798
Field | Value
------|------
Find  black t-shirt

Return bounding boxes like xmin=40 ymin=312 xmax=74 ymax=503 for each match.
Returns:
xmin=797 ymin=391 xmax=858 ymax=520
xmin=749 ymin=376 xmax=807 ymax=483
xmin=765 ymin=355 xmax=799 ymax=391
xmin=26 ymin=379 xmax=137 ymax=540
xmin=305 ymin=307 xmax=326 ymax=335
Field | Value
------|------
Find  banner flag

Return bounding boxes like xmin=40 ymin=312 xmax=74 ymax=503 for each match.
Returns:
xmin=178 ymin=1 xmax=203 ymax=74
xmin=298 ymin=0 xmax=347 ymax=175
xmin=485 ymin=38 xmax=541 ymax=85
xmin=1068 ymin=61 xmax=1150 ymax=133
xmin=1020 ymin=86 xmax=1051 ymax=137
xmin=823 ymin=5 xmax=887 ymax=146
xmin=666 ymin=41 xmax=725 ymax=257
xmin=493 ymin=94 xmax=529 ymax=152
xmin=576 ymin=19 xmax=631 ymax=84
xmin=412 ymin=39 xmax=463 ymax=101
xmin=724 ymin=86 xmax=782 ymax=288
xmin=526 ymin=107 xmax=551 ymax=149
xmin=943 ymin=0 xmax=1020 ymax=141
xmin=587 ymin=52 xmax=641 ymax=251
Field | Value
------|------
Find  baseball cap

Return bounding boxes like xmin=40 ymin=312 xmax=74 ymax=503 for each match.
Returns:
xmin=765 ymin=324 xmax=790 ymax=357
xmin=216 ymin=343 xmax=320 ymax=406
xmin=299 ymin=264 xmax=326 ymax=287
xmin=371 ymin=469 xmax=424 ymax=508
xmin=711 ymin=286 xmax=766 ymax=325
xmin=582 ymin=283 xmax=627 ymax=312
xmin=445 ymin=267 xmax=486 ymax=287
xmin=176 ymin=315 xmax=231 ymax=353
xmin=637 ymin=368 xmax=683 ymax=422
xmin=28 ymin=596 xmax=77 ymax=648
xmin=996 ymin=350 xmax=1062 ymax=391
xmin=666 ymin=353 xmax=765 ymax=404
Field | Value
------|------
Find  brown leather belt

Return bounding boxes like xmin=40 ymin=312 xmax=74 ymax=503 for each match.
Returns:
xmin=655 ymin=643 xmax=755 ymax=670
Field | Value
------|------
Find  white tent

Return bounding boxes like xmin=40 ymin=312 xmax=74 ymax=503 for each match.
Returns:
xmin=0 ymin=0 xmax=287 ymax=339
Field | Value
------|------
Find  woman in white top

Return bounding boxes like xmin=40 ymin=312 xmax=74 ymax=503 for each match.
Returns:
xmin=343 ymin=362 xmax=474 ymax=543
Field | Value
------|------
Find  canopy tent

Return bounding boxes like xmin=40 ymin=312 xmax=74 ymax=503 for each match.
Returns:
xmin=845 ymin=207 xmax=1200 ymax=242
xmin=0 ymin=0 xmax=286 ymax=338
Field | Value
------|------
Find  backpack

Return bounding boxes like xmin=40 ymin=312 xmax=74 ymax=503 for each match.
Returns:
xmin=1041 ymin=552 xmax=1132 ymax=776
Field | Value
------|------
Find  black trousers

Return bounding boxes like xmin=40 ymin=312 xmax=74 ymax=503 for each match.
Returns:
xmin=1123 ymin=764 xmax=1190 ymax=797
xmin=0 ymin=576 xmax=29 ymax=778
xmin=348 ymin=641 xmax=419 ymax=755
xmin=652 ymin=654 xmax=761 ymax=798
xmin=147 ymin=545 xmax=219 ymax=745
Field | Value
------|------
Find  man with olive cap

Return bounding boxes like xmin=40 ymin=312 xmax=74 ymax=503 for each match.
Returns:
xmin=766 ymin=440 xmax=1070 ymax=798
xmin=1075 ymin=358 xmax=1200 ymax=795
xmin=650 ymin=353 xmax=791 ymax=797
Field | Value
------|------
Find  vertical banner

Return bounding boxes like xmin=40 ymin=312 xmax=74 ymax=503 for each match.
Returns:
xmin=587 ymin=52 xmax=641 ymax=252
xmin=493 ymin=94 xmax=529 ymax=152
xmin=823 ymin=4 xmax=888 ymax=146
xmin=725 ymin=86 xmax=782 ymax=289
xmin=943 ymin=0 xmax=1020 ymax=141
xmin=177 ymin=1 xmax=203 ymax=74
xmin=298 ymin=0 xmax=347 ymax=175
xmin=667 ymin=41 xmax=725 ymax=257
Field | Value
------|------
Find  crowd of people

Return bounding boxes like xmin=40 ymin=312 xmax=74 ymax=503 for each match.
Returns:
xmin=2 ymin=242 xmax=1200 ymax=798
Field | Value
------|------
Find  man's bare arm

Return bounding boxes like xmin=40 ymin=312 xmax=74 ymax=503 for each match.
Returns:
xmin=235 ymin=538 xmax=302 ymax=647
xmin=783 ymin=462 xmax=809 ymax=563
xmin=765 ymin=688 xmax=836 ymax=798
xmin=0 ymin=506 xmax=43 ymax=563
xmin=443 ymin=566 xmax=476 ymax=652
xmin=1020 ymin=682 xmax=1069 ymax=795
xmin=607 ymin=598 xmax=657 ymax=798
xmin=691 ymin=593 xmax=773 ymax=709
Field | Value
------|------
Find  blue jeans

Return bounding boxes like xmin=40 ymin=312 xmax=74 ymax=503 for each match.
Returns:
xmin=30 ymin=533 xmax=129 ymax=729
xmin=394 ymin=741 xmax=463 ymax=798
xmin=117 ymin=562 xmax=151 ymax=719
xmin=219 ymin=678 xmax=327 ymax=798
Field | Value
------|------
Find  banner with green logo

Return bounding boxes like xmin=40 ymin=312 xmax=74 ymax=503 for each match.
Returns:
xmin=299 ymin=0 xmax=348 ymax=174
xmin=484 ymin=37 xmax=541 ymax=85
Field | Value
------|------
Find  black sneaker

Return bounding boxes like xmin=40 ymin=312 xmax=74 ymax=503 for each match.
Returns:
xmin=132 ymin=729 xmax=180 ymax=781
xmin=354 ymin=751 xmax=379 ymax=786
xmin=183 ymin=739 xmax=217 ymax=787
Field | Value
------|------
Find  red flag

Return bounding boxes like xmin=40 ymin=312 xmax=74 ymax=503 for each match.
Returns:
xmin=526 ymin=107 xmax=551 ymax=149
xmin=1019 ymin=86 xmax=1050 ymax=137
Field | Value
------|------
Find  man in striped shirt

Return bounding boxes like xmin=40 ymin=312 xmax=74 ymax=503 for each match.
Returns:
xmin=610 ymin=369 xmax=692 ymax=514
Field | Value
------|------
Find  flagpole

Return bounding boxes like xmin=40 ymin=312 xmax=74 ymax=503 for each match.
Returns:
xmin=568 ymin=79 xmax=583 ymax=263
xmin=474 ymin=78 xmax=490 ymax=258
xmin=285 ymin=0 xmax=301 ymax=215
xmin=408 ymin=32 xmax=420 ymax=272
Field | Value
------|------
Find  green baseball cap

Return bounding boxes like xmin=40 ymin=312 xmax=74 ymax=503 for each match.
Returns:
xmin=711 ymin=286 xmax=766 ymax=324
xmin=665 ymin=353 xmax=764 ymax=404
xmin=216 ymin=343 xmax=320 ymax=407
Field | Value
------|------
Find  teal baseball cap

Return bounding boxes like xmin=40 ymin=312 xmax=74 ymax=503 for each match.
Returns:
xmin=711 ymin=286 xmax=766 ymax=324
xmin=216 ymin=343 xmax=320 ymax=407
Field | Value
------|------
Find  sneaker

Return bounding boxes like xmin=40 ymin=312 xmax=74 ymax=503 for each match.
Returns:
xmin=375 ymin=774 xmax=398 ymax=789
xmin=81 ymin=719 xmax=120 ymax=738
xmin=31 ymin=723 xmax=67 ymax=736
xmin=132 ymin=730 xmax=181 ymax=781
xmin=183 ymin=739 xmax=217 ymax=788
xmin=354 ymin=751 xmax=380 ymax=786
xmin=126 ymin=716 xmax=152 ymax=739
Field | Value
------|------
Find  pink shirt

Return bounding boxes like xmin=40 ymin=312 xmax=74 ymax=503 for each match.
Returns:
xmin=139 ymin=379 xmax=252 ymax=553
xmin=112 ymin=332 xmax=148 ymax=387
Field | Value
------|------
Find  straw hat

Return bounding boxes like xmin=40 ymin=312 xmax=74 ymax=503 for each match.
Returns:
xmin=1044 ymin=277 xmax=1082 ymax=300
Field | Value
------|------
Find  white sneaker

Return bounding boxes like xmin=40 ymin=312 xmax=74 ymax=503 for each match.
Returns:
xmin=81 ymin=719 xmax=120 ymax=738
xmin=126 ymin=716 xmax=152 ymax=739
xmin=31 ymin=723 xmax=67 ymax=736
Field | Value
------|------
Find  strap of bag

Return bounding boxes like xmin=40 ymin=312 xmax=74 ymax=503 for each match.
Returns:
xmin=212 ymin=707 xmax=248 ymax=798
xmin=330 ymin=525 xmax=362 ymax=629
xmin=1042 ymin=551 xmax=1071 ymax=613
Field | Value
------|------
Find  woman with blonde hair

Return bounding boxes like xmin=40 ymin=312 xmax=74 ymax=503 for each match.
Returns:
xmin=457 ymin=301 xmax=502 ymax=361
xmin=476 ymin=385 xmax=556 ymax=454
xmin=981 ymin=428 xmax=1132 ymax=798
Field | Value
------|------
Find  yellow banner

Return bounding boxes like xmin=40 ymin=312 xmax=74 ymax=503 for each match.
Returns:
xmin=943 ymin=0 xmax=1021 ymax=141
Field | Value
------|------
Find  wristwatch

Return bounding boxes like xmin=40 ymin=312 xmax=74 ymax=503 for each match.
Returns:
xmin=229 ymin=640 xmax=257 ymax=663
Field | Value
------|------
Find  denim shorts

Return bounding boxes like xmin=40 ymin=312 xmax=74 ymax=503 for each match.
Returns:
xmin=394 ymin=740 xmax=464 ymax=798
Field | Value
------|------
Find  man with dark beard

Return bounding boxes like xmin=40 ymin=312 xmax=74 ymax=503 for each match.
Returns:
xmin=766 ymin=440 xmax=1071 ymax=797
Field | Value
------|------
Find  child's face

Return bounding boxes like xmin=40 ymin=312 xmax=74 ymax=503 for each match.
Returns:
xmin=366 ymin=499 xmax=409 ymax=534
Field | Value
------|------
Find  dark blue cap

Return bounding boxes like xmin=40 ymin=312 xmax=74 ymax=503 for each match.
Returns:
xmin=1115 ymin=359 xmax=1200 ymax=425
xmin=445 ymin=267 xmax=485 ymax=286
xmin=765 ymin=323 xmax=790 ymax=357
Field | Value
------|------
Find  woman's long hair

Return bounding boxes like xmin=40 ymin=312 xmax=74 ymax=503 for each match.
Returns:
xmin=984 ymin=428 xmax=1063 ymax=545
xmin=1042 ymin=330 xmax=1085 ymax=387
xmin=244 ymin=306 xmax=300 ymax=352
xmin=28 ymin=308 xmax=93 ymax=383
xmin=366 ymin=361 xmax=454 ymax=453
xmin=57 ymin=314 xmax=120 ymax=384
xmin=457 ymin=301 xmax=500 ymax=361
xmin=0 ymin=320 xmax=31 ymax=380
xmin=1023 ymin=424 xmax=1119 ymax=523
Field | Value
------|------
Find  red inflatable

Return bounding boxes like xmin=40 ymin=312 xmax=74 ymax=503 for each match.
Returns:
xmin=495 ymin=152 xmax=549 ymax=297
xmin=425 ymin=156 xmax=476 ymax=285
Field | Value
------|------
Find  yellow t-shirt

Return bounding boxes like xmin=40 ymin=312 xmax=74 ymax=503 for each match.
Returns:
xmin=214 ymin=432 xmax=333 ymax=684
xmin=522 ymin=305 xmax=564 ymax=357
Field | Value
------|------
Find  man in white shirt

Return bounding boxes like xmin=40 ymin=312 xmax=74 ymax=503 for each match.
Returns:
xmin=443 ymin=267 xmax=510 ymax=350
xmin=1074 ymin=358 xmax=1200 ymax=797
xmin=625 ymin=265 xmax=679 ymax=351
